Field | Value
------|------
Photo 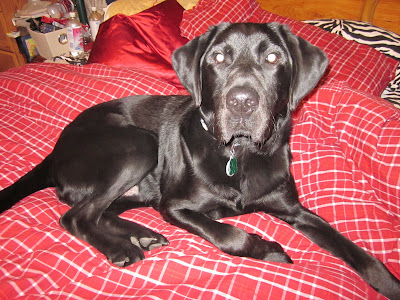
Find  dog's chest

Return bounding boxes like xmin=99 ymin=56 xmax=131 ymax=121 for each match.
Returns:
xmin=183 ymin=119 xmax=281 ymax=204
xmin=197 ymin=145 xmax=272 ymax=200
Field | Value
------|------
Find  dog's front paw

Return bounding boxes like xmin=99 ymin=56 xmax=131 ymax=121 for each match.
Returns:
xmin=249 ymin=234 xmax=293 ymax=264
xmin=107 ymin=241 xmax=145 ymax=267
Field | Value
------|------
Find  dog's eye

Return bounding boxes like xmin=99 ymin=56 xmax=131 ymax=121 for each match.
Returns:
xmin=215 ymin=53 xmax=225 ymax=63
xmin=266 ymin=53 xmax=279 ymax=64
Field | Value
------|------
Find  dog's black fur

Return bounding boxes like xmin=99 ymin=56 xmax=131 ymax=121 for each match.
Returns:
xmin=1 ymin=23 xmax=399 ymax=299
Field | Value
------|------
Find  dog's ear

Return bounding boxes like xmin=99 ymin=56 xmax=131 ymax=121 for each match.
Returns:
xmin=277 ymin=24 xmax=328 ymax=111
xmin=172 ymin=23 xmax=230 ymax=107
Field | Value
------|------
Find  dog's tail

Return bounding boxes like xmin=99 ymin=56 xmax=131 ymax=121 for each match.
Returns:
xmin=0 ymin=156 xmax=53 ymax=213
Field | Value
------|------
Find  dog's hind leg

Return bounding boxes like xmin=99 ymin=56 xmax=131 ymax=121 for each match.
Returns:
xmin=60 ymin=190 xmax=148 ymax=266
xmin=57 ymin=126 xmax=161 ymax=267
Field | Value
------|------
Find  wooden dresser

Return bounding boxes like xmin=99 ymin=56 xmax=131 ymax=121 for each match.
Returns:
xmin=0 ymin=0 xmax=26 ymax=71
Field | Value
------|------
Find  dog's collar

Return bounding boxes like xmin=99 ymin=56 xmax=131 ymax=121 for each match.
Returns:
xmin=226 ymin=142 xmax=240 ymax=177
xmin=200 ymin=118 xmax=239 ymax=176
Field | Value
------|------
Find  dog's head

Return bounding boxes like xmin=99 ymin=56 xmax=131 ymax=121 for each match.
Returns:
xmin=172 ymin=23 xmax=328 ymax=145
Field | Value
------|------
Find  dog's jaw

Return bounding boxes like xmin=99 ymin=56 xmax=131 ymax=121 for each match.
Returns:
xmin=216 ymin=106 xmax=273 ymax=145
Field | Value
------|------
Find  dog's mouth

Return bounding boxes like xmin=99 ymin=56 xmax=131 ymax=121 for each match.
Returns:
xmin=224 ymin=125 xmax=253 ymax=144
xmin=220 ymin=115 xmax=272 ymax=145
xmin=200 ymin=100 xmax=274 ymax=146
xmin=224 ymin=135 xmax=256 ymax=149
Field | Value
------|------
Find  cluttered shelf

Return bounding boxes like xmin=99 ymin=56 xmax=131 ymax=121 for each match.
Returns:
xmin=10 ymin=0 xmax=105 ymax=66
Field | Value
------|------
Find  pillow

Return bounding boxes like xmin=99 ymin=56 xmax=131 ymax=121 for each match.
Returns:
xmin=88 ymin=0 xmax=189 ymax=88
xmin=303 ymin=19 xmax=400 ymax=108
xmin=104 ymin=0 xmax=199 ymax=20
xmin=302 ymin=19 xmax=400 ymax=61
xmin=381 ymin=67 xmax=400 ymax=108
xmin=180 ymin=0 xmax=399 ymax=97
xmin=180 ymin=0 xmax=259 ymax=40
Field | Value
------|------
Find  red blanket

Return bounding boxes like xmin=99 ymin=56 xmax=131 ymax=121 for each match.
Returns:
xmin=0 ymin=62 xmax=399 ymax=300
xmin=1 ymin=0 xmax=400 ymax=298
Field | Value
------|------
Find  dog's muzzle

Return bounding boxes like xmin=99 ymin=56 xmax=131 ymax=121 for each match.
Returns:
xmin=218 ymin=85 xmax=267 ymax=144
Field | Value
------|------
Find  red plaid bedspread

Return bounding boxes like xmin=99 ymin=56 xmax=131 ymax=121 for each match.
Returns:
xmin=0 ymin=63 xmax=399 ymax=299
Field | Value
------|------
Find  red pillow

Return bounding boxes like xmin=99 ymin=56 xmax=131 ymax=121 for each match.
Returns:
xmin=180 ymin=0 xmax=399 ymax=96
xmin=179 ymin=0 xmax=259 ymax=39
xmin=88 ymin=0 xmax=189 ymax=88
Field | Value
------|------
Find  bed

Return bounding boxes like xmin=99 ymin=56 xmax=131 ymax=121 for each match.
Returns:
xmin=1 ymin=0 xmax=399 ymax=299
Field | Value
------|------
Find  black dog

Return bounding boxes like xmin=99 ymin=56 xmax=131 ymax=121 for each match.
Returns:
xmin=1 ymin=23 xmax=400 ymax=299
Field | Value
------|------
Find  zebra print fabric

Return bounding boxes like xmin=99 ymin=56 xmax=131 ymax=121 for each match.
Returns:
xmin=303 ymin=19 xmax=400 ymax=108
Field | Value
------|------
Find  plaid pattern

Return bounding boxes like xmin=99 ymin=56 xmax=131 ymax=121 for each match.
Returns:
xmin=180 ymin=0 xmax=399 ymax=97
xmin=1 ymin=62 xmax=399 ymax=299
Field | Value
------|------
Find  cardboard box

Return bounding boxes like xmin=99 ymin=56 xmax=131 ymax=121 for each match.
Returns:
xmin=28 ymin=28 xmax=69 ymax=60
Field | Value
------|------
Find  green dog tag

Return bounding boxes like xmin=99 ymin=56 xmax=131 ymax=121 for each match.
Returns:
xmin=226 ymin=157 xmax=238 ymax=177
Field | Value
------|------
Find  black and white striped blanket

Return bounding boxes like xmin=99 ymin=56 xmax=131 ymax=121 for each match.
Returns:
xmin=304 ymin=19 xmax=400 ymax=108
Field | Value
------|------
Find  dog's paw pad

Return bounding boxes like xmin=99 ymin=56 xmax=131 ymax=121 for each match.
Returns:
xmin=112 ymin=257 xmax=130 ymax=267
xmin=139 ymin=237 xmax=157 ymax=248
xmin=148 ymin=243 xmax=164 ymax=251
xmin=138 ymin=236 xmax=169 ymax=251
xmin=130 ymin=231 xmax=169 ymax=251
xmin=130 ymin=236 xmax=141 ymax=248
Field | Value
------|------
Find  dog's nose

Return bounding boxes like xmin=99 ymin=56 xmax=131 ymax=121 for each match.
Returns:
xmin=226 ymin=87 xmax=259 ymax=116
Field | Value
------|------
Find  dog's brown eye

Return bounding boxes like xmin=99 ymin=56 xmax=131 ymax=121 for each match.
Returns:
xmin=215 ymin=53 xmax=225 ymax=63
xmin=266 ymin=53 xmax=278 ymax=64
